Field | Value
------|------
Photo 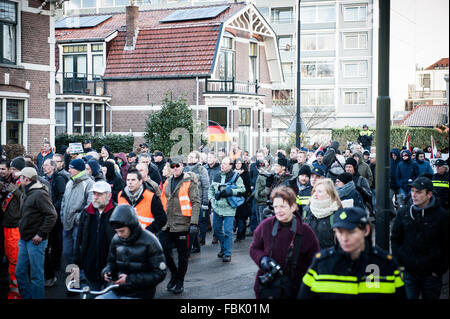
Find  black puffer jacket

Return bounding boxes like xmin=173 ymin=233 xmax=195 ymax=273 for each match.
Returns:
xmin=102 ymin=204 xmax=167 ymax=299
xmin=391 ymin=196 xmax=448 ymax=276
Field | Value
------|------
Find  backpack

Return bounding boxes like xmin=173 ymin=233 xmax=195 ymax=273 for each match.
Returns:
xmin=225 ymin=172 xmax=245 ymax=208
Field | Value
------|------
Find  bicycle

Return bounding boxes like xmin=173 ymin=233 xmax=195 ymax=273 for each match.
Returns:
xmin=66 ymin=279 xmax=119 ymax=299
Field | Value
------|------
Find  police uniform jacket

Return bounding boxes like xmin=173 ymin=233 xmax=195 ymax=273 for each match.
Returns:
xmin=298 ymin=242 xmax=405 ymax=299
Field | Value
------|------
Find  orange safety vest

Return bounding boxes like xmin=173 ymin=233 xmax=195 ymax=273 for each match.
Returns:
xmin=160 ymin=179 xmax=192 ymax=217
xmin=117 ymin=190 xmax=155 ymax=228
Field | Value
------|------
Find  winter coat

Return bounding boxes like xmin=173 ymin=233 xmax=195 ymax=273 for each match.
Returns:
xmin=45 ymin=170 xmax=68 ymax=213
xmin=354 ymin=151 xmax=373 ymax=187
xmin=266 ymin=172 xmax=293 ymax=198
xmin=208 ymin=169 xmax=246 ymax=217
xmin=357 ymin=129 xmax=374 ymax=149
xmin=336 ymin=181 xmax=365 ymax=210
xmin=102 ymin=207 xmax=167 ymax=299
xmin=61 ymin=171 xmax=95 ymax=231
xmin=249 ymin=162 xmax=259 ymax=187
xmin=19 ymin=181 xmax=57 ymax=241
xmin=254 ymin=173 xmax=268 ymax=206
xmin=75 ymin=200 xmax=117 ymax=282
xmin=302 ymin=201 xmax=340 ymax=250
xmin=204 ymin=162 xmax=221 ymax=184
xmin=396 ymin=150 xmax=419 ymax=192
xmin=235 ymin=170 xmax=252 ymax=219
xmin=1 ymin=178 xmax=22 ymax=228
xmin=416 ymin=159 xmax=434 ymax=176
xmin=148 ymin=162 xmax=162 ymax=186
xmin=103 ymin=161 xmax=125 ymax=203
xmin=249 ymin=213 xmax=320 ymax=299
xmin=389 ymin=148 xmax=401 ymax=190
xmin=115 ymin=152 xmax=130 ymax=183
xmin=161 ymin=172 xmax=201 ymax=232
xmin=154 ymin=158 xmax=166 ymax=180
xmin=184 ymin=163 xmax=210 ymax=206
xmin=432 ymin=171 xmax=449 ymax=210
xmin=391 ymin=196 xmax=448 ymax=276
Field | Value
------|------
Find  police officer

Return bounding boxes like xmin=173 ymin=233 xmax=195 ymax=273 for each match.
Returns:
xmin=298 ymin=207 xmax=405 ymax=299
xmin=432 ymin=159 xmax=449 ymax=210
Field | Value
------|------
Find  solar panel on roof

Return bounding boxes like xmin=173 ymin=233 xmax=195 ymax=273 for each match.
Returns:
xmin=55 ymin=15 xmax=112 ymax=29
xmin=160 ymin=5 xmax=229 ymax=23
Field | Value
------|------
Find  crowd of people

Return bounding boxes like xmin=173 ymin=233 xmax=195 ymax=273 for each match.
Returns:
xmin=0 ymin=128 xmax=448 ymax=299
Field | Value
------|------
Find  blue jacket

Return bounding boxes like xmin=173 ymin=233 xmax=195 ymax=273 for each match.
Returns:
xmin=416 ymin=159 xmax=434 ymax=176
xmin=37 ymin=150 xmax=54 ymax=176
xmin=390 ymin=148 xmax=401 ymax=190
xmin=396 ymin=150 xmax=419 ymax=192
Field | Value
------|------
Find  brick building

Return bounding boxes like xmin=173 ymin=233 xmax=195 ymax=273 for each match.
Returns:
xmin=54 ymin=2 xmax=283 ymax=154
xmin=0 ymin=0 xmax=56 ymax=154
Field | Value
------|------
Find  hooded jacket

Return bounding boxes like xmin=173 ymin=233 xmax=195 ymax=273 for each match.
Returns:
xmin=354 ymin=151 xmax=373 ymax=187
xmin=115 ymin=152 xmax=130 ymax=183
xmin=61 ymin=171 xmax=95 ymax=231
xmin=19 ymin=181 xmax=57 ymax=241
xmin=391 ymin=196 xmax=448 ymax=276
xmin=389 ymin=148 xmax=401 ymax=190
xmin=336 ymin=181 xmax=365 ymax=210
xmin=396 ymin=150 xmax=419 ymax=192
xmin=103 ymin=161 xmax=125 ymax=203
xmin=102 ymin=205 xmax=167 ymax=299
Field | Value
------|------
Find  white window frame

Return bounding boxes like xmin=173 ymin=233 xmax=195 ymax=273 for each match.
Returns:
xmin=343 ymin=32 xmax=368 ymax=49
xmin=301 ymin=60 xmax=335 ymax=78
xmin=72 ymin=102 xmax=105 ymax=136
xmin=343 ymin=4 xmax=368 ymax=22
xmin=343 ymin=89 xmax=367 ymax=105
xmin=300 ymin=5 xmax=336 ymax=24
xmin=301 ymin=33 xmax=335 ymax=51
xmin=343 ymin=60 xmax=368 ymax=78
xmin=301 ymin=89 xmax=334 ymax=106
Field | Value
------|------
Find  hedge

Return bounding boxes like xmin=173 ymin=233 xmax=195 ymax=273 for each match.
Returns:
xmin=55 ymin=134 xmax=135 ymax=154
xmin=2 ymin=144 xmax=26 ymax=160
xmin=332 ymin=126 xmax=449 ymax=152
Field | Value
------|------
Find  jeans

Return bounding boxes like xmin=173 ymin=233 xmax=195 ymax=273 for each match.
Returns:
xmin=62 ymin=225 xmax=78 ymax=265
xmin=257 ymin=204 xmax=267 ymax=224
xmin=250 ymin=198 xmax=259 ymax=231
xmin=213 ymin=211 xmax=234 ymax=257
xmin=96 ymin=290 xmax=138 ymax=299
xmin=403 ymin=271 xmax=443 ymax=299
xmin=15 ymin=238 xmax=48 ymax=299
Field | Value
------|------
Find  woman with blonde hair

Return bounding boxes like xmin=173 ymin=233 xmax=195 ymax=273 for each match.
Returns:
xmin=302 ymin=178 xmax=343 ymax=249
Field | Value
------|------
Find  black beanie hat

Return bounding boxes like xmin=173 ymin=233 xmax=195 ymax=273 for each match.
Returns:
xmin=277 ymin=156 xmax=289 ymax=168
xmin=337 ymin=172 xmax=353 ymax=184
xmin=345 ymin=158 xmax=358 ymax=170
xmin=298 ymin=165 xmax=311 ymax=177
xmin=11 ymin=156 xmax=26 ymax=171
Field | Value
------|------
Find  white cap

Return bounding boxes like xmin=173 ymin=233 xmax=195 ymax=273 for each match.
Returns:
xmin=91 ymin=180 xmax=111 ymax=193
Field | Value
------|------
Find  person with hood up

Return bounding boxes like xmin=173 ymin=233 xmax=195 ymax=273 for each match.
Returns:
xmin=414 ymin=150 xmax=433 ymax=176
xmin=335 ymin=172 xmax=365 ymax=209
xmin=98 ymin=204 xmax=167 ymax=299
xmin=99 ymin=145 xmax=114 ymax=167
xmin=86 ymin=159 xmax=105 ymax=182
xmin=396 ymin=149 xmax=419 ymax=207
xmin=302 ymin=179 xmax=343 ymax=249
xmin=102 ymin=161 xmax=125 ymax=203
xmin=389 ymin=148 xmax=402 ymax=209
xmin=353 ymin=151 xmax=373 ymax=187
xmin=115 ymin=152 xmax=130 ymax=183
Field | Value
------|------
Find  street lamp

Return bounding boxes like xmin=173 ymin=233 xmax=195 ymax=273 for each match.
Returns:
xmin=296 ymin=1 xmax=301 ymax=148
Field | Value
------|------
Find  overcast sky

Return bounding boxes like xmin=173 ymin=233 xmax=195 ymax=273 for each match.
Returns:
xmin=390 ymin=0 xmax=449 ymax=112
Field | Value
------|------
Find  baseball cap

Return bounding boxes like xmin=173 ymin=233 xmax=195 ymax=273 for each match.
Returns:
xmin=91 ymin=180 xmax=112 ymax=193
xmin=332 ymin=207 xmax=369 ymax=230
xmin=409 ymin=176 xmax=433 ymax=191
xmin=16 ymin=167 xmax=38 ymax=179
xmin=434 ymin=159 xmax=447 ymax=167
xmin=140 ymin=143 xmax=149 ymax=148
xmin=311 ymin=166 xmax=325 ymax=177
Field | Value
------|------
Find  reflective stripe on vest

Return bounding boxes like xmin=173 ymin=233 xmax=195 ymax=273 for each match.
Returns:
xmin=296 ymin=195 xmax=311 ymax=206
xmin=302 ymin=268 xmax=404 ymax=295
xmin=161 ymin=180 xmax=192 ymax=217
xmin=117 ymin=190 xmax=155 ymax=228
xmin=432 ymin=180 xmax=449 ymax=188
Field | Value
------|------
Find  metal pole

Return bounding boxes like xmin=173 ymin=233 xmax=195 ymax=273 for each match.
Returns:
xmin=375 ymin=0 xmax=391 ymax=251
xmin=296 ymin=1 xmax=301 ymax=148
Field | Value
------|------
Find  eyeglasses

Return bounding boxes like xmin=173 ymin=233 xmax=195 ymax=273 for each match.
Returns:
xmin=170 ymin=164 xmax=180 ymax=169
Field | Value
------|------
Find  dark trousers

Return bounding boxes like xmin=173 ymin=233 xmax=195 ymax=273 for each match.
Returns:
xmin=159 ymin=230 xmax=189 ymax=283
xmin=403 ymin=271 xmax=443 ymax=299
xmin=44 ymin=217 xmax=63 ymax=280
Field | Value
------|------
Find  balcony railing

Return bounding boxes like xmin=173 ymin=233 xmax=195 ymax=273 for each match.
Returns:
xmin=408 ymin=90 xmax=446 ymax=99
xmin=205 ymin=78 xmax=259 ymax=94
xmin=56 ymin=72 xmax=107 ymax=96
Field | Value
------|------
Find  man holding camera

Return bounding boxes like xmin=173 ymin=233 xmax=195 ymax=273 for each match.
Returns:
xmin=208 ymin=156 xmax=245 ymax=263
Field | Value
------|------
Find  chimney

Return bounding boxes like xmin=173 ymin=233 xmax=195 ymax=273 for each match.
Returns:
xmin=125 ymin=4 xmax=139 ymax=50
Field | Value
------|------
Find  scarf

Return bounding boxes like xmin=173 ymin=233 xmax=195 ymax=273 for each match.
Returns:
xmin=309 ymin=197 xmax=339 ymax=219
xmin=124 ymin=185 xmax=144 ymax=206
xmin=336 ymin=181 xmax=356 ymax=199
